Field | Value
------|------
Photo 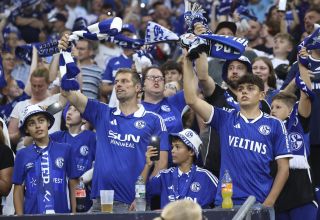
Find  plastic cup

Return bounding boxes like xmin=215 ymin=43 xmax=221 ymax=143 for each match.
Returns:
xmin=100 ymin=190 xmax=114 ymax=213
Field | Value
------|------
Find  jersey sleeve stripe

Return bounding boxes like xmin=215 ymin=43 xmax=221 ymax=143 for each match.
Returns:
xmin=204 ymin=105 xmax=214 ymax=124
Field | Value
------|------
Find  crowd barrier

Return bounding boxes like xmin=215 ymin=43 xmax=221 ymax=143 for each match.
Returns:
xmin=0 ymin=206 xmax=274 ymax=220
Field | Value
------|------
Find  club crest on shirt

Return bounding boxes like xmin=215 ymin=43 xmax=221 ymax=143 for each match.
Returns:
xmin=161 ymin=105 xmax=171 ymax=112
xmin=258 ymin=125 xmax=271 ymax=135
xmin=134 ymin=120 xmax=146 ymax=129
xmin=190 ymin=182 xmax=201 ymax=192
xmin=288 ymin=132 xmax=304 ymax=151
xmin=80 ymin=145 xmax=89 ymax=156
xmin=55 ymin=157 xmax=64 ymax=168
xmin=25 ymin=162 xmax=34 ymax=169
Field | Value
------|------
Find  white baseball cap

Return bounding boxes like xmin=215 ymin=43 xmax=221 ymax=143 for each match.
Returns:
xmin=169 ymin=129 xmax=202 ymax=158
xmin=19 ymin=104 xmax=55 ymax=134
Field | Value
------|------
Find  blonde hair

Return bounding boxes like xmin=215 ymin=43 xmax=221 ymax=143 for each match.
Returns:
xmin=153 ymin=200 xmax=202 ymax=220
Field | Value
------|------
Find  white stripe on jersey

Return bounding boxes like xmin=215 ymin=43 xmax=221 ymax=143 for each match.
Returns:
xmin=196 ymin=167 xmax=219 ymax=186
xmin=156 ymin=167 xmax=175 ymax=177
xmin=145 ymin=110 xmax=167 ymax=132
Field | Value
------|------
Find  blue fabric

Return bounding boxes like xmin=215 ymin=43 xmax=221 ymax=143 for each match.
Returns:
xmin=12 ymin=140 xmax=76 ymax=214
xmin=209 ymin=108 xmax=291 ymax=205
xmin=15 ymin=41 xmax=59 ymax=65
xmin=147 ymin=166 xmax=218 ymax=208
xmin=82 ymin=100 xmax=170 ymax=204
xmin=59 ymin=52 xmax=80 ymax=91
xmin=276 ymin=202 xmax=318 ymax=220
xmin=295 ymin=72 xmax=315 ymax=101
xmin=217 ymin=0 xmax=232 ymax=16
xmin=141 ymin=91 xmax=186 ymax=134
xmin=0 ymin=56 xmax=6 ymax=88
xmin=102 ymin=54 xmax=133 ymax=83
xmin=199 ymin=34 xmax=247 ymax=60
xmin=50 ymin=130 xmax=96 ymax=178
xmin=145 ymin=21 xmax=179 ymax=44
xmin=236 ymin=6 xmax=257 ymax=21
xmin=105 ymin=34 xmax=144 ymax=49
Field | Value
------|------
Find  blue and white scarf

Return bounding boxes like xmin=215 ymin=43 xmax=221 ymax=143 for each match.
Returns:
xmin=145 ymin=21 xmax=180 ymax=44
xmin=59 ymin=51 xmax=80 ymax=91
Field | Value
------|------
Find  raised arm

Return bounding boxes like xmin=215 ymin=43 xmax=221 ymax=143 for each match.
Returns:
xmin=183 ymin=53 xmax=213 ymax=122
xmin=58 ymin=34 xmax=88 ymax=114
xmin=194 ymin=52 xmax=216 ymax=97
xmin=297 ymin=60 xmax=312 ymax=118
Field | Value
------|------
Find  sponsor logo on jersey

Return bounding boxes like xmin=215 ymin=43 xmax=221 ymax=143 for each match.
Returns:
xmin=161 ymin=105 xmax=171 ymax=112
xmin=288 ymin=132 xmax=304 ymax=151
xmin=229 ymin=135 xmax=267 ymax=155
xmin=258 ymin=125 xmax=271 ymax=135
xmin=134 ymin=120 xmax=146 ymax=129
xmin=108 ymin=130 xmax=141 ymax=148
xmin=190 ymin=182 xmax=201 ymax=192
xmin=55 ymin=157 xmax=64 ymax=169
xmin=80 ymin=145 xmax=89 ymax=156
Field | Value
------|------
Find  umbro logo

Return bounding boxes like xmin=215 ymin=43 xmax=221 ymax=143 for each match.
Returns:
xmin=110 ymin=119 xmax=117 ymax=125
xmin=234 ymin=123 xmax=241 ymax=128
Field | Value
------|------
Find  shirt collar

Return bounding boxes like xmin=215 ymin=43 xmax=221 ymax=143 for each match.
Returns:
xmin=178 ymin=167 xmax=191 ymax=177
xmin=238 ymin=110 xmax=263 ymax=123
xmin=113 ymin=104 xmax=145 ymax=117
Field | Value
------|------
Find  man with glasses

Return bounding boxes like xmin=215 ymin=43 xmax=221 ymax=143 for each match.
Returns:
xmin=141 ymin=67 xmax=187 ymax=134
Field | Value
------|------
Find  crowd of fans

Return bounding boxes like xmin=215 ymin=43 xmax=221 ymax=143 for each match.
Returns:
xmin=0 ymin=0 xmax=320 ymax=219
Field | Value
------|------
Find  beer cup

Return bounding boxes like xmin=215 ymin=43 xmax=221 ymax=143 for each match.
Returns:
xmin=100 ymin=190 xmax=114 ymax=213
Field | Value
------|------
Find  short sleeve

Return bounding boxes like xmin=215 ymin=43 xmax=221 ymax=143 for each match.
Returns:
xmin=12 ymin=150 xmax=25 ymax=185
xmin=153 ymin=115 xmax=170 ymax=151
xmin=82 ymin=99 xmax=109 ymax=128
xmin=146 ymin=173 xmax=162 ymax=196
xmin=273 ymin=120 xmax=292 ymax=160
xmin=101 ymin=60 xmax=113 ymax=83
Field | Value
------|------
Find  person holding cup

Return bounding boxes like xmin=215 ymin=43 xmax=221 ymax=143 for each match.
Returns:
xmin=141 ymin=129 xmax=218 ymax=208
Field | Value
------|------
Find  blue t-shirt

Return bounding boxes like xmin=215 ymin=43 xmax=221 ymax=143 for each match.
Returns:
xmin=208 ymin=107 xmax=292 ymax=205
xmin=147 ymin=165 xmax=218 ymax=208
xmin=102 ymin=54 xmax=133 ymax=84
xmin=82 ymin=99 xmax=170 ymax=204
xmin=50 ymin=130 xmax=96 ymax=177
xmin=142 ymin=91 xmax=187 ymax=133
xmin=12 ymin=140 xmax=76 ymax=214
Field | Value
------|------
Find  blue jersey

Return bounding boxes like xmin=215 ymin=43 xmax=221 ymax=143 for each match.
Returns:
xmin=142 ymin=91 xmax=187 ymax=133
xmin=82 ymin=99 xmax=170 ymax=204
xmin=102 ymin=54 xmax=133 ymax=84
xmin=208 ymin=107 xmax=292 ymax=205
xmin=285 ymin=103 xmax=310 ymax=166
xmin=147 ymin=165 xmax=218 ymax=208
xmin=12 ymin=140 xmax=76 ymax=214
xmin=50 ymin=130 xmax=96 ymax=177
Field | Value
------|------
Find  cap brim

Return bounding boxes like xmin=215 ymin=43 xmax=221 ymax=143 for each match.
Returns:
xmin=19 ymin=111 xmax=55 ymax=135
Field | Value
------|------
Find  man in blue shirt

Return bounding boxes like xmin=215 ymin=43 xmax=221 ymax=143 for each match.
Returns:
xmin=141 ymin=129 xmax=218 ymax=208
xmin=12 ymin=104 xmax=78 ymax=215
xmin=183 ymin=53 xmax=291 ymax=207
xmin=100 ymin=24 xmax=136 ymax=104
xmin=58 ymin=37 xmax=169 ymax=211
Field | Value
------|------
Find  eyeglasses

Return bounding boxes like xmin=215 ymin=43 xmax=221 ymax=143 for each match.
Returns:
xmin=145 ymin=75 xmax=165 ymax=82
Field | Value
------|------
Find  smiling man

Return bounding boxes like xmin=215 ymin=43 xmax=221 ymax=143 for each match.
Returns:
xmin=183 ymin=53 xmax=292 ymax=207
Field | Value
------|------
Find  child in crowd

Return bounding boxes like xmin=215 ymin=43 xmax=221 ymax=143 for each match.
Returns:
xmin=271 ymin=33 xmax=294 ymax=68
xmin=141 ymin=129 xmax=218 ymax=209
xmin=12 ymin=105 xmax=78 ymax=215
xmin=271 ymin=61 xmax=317 ymax=219
xmin=50 ymin=104 xmax=96 ymax=211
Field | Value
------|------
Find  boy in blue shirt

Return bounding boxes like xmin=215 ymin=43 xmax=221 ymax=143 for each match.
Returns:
xmin=141 ymin=129 xmax=218 ymax=208
xmin=183 ymin=53 xmax=292 ymax=207
xmin=12 ymin=104 xmax=78 ymax=215
xmin=50 ymin=104 xmax=96 ymax=212
xmin=271 ymin=60 xmax=318 ymax=219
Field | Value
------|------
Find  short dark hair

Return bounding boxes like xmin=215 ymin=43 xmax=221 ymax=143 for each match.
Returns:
xmin=237 ymin=74 xmax=264 ymax=91
xmin=305 ymin=7 xmax=320 ymax=16
xmin=170 ymin=136 xmax=196 ymax=162
xmin=115 ymin=68 xmax=141 ymax=85
xmin=141 ymin=66 xmax=163 ymax=86
xmin=274 ymin=33 xmax=294 ymax=48
xmin=161 ymin=60 xmax=182 ymax=75
xmin=272 ymin=91 xmax=297 ymax=109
